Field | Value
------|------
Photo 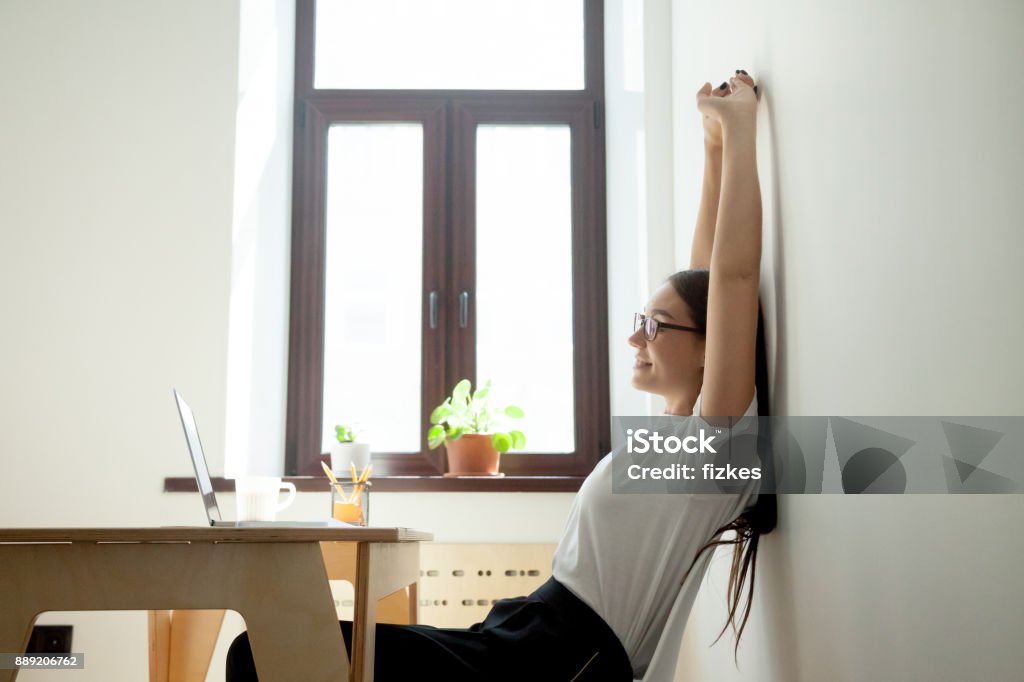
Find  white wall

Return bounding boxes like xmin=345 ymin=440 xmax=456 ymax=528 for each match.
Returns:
xmin=223 ymin=0 xmax=297 ymax=478
xmin=605 ymin=0 xmax=679 ymax=417
xmin=0 ymin=1 xmax=241 ymax=679
xmin=0 ymin=0 xmax=238 ymax=524
xmin=671 ymin=1 xmax=1024 ymax=680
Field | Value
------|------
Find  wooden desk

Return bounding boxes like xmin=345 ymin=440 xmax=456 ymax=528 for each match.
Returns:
xmin=0 ymin=527 xmax=432 ymax=682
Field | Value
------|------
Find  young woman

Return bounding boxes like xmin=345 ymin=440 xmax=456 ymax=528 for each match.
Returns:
xmin=226 ymin=70 xmax=773 ymax=682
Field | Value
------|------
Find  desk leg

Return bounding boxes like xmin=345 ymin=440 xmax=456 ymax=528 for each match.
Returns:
xmin=167 ymin=609 xmax=225 ymax=682
xmin=149 ymin=609 xmax=171 ymax=682
xmin=352 ymin=542 xmax=420 ymax=682
xmin=407 ymin=582 xmax=418 ymax=624
xmin=0 ymin=608 xmax=38 ymax=682
xmin=0 ymin=543 xmax=348 ymax=682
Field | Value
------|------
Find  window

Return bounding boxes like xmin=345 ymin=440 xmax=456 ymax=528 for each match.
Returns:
xmin=286 ymin=0 xmax=609 ymax=489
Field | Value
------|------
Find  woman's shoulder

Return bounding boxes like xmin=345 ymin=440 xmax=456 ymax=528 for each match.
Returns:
xmin=693 ymin=391 xmax=758 ymax=417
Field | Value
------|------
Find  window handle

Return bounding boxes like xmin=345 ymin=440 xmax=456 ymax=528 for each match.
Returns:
xmin=429 ymin=291 xmax=439 ymax=329
xmin=459 ymin=291 xmax=469 ymax=328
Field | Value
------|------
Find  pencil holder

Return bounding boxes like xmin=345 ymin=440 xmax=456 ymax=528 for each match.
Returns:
xmin=330 ymin=481 xmax=371 ymax=526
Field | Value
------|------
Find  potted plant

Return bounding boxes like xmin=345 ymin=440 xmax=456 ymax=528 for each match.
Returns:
xmin=427 ymin=379 xmax=526 ymax=476
xmin=329 ymin=423 xmax=371 ymax=477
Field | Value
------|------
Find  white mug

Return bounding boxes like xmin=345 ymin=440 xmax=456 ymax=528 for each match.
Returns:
xmin=233 ymin=476 xmax=296 ymax=522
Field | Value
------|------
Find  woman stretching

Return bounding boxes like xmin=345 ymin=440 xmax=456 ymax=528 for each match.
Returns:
xmin=227 ymin=70 xmax=774 ymax=681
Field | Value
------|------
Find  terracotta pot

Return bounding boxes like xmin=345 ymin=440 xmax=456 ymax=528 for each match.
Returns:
xmin=445 ymin=434 xmax=500 ymax=475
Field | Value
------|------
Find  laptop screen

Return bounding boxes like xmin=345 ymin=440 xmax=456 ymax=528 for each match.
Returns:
xmin=173 ymin=389 xmax=222 ymax=524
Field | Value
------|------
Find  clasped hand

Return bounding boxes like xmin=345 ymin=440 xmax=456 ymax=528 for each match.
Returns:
xmin=698 ymin=71 xmax=759 ymax=147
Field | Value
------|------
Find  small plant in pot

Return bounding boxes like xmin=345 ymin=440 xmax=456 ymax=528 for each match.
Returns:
xmin=329 ymin=423 xmax=371 ymax=477
xmin=428 ymin=379 xmax=526 ymax=476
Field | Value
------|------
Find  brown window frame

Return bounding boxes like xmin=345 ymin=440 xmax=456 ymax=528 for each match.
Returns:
xmin=285 ymin=0 xmax=609 ymax=491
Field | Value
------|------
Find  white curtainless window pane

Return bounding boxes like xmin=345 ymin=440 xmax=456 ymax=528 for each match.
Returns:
xmin=322 ymin=124 xmax=423 ymax=453
xmin=315 ymin=0 xmax=584 ymax=90
xmin=475 ymin=125 xmax=575 ymax=453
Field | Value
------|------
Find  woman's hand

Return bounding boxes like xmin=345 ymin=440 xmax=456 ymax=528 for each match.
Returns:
xmin=698 ymin=81 xmax=730 ymax=148
xmin=697 ymin=72 xmax=759 ymax=140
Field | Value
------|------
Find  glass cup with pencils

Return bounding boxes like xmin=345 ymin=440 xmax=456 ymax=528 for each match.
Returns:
xmin=323 ymin=461 xmax=372 ymax=526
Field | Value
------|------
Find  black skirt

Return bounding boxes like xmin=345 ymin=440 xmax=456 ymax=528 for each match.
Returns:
xmin=226 ymin=576 xmax=634 ymax=681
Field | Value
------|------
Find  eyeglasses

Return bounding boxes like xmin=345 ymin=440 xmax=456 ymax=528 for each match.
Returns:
xmin=634 ymin=312 xmax=703 ymax=341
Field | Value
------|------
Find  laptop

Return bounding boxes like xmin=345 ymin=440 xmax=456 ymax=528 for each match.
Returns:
xmin=173 ymin=389 xmax=352 ymax=528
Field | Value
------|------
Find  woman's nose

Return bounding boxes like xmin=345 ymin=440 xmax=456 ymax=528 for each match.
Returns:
xmin=628 ymin=329 xmax=646 ymax=349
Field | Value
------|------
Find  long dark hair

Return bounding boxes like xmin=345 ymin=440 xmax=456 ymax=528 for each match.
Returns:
xmin=668 ymin=269 xmax=776 ymax=664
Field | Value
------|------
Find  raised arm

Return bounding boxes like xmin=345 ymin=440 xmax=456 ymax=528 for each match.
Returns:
xmin=696 ymin=73 xmax=762 ymax=418
xmin=690 ymin=82 xmax=728 ymax=270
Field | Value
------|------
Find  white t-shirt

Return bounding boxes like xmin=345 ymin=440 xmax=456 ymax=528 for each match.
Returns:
xmin=551 ymin=393 xmax=760 ymax=680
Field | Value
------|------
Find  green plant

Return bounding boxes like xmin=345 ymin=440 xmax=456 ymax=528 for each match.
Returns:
xmin=334 ymin=424 xmax=357 ymax=443
xmin=427 ymin=379 xmax=526 ymax=453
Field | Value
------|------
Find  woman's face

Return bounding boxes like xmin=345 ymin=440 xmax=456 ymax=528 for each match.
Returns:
xmin=628 ymin=282 xmax=705 ymax=398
